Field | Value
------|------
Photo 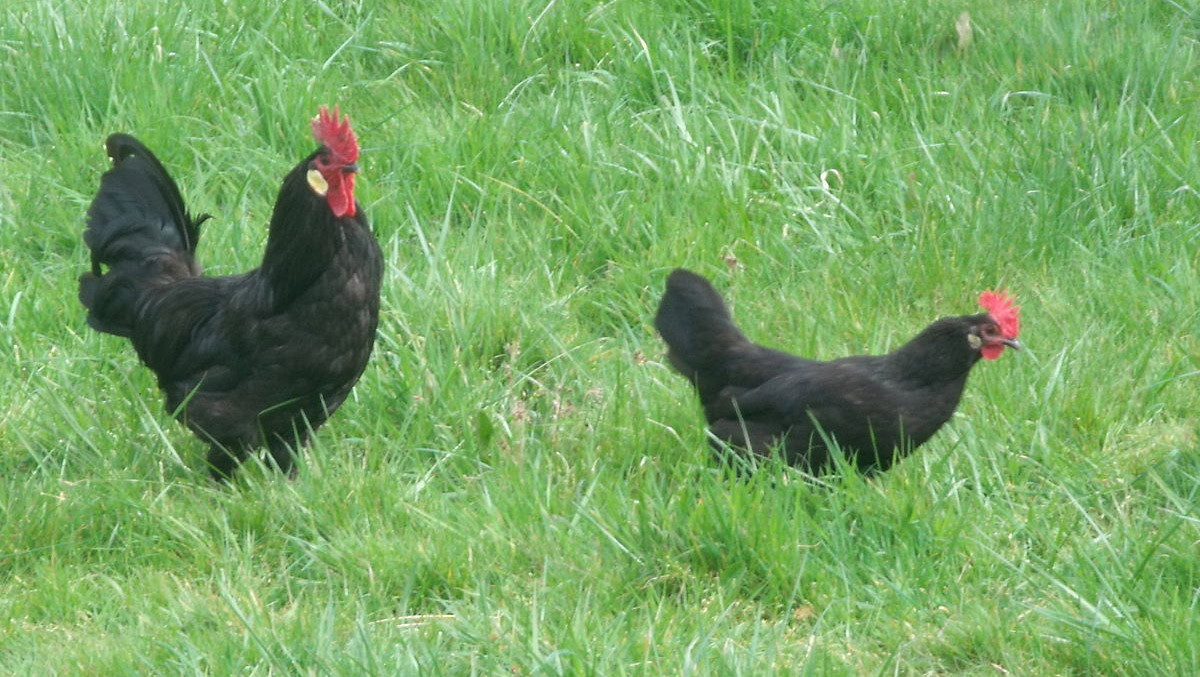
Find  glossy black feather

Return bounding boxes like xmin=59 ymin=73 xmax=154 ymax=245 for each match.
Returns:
xmin=79 ymin=133 xmax=383 ymax=479
xmin=79 ymin=134 xmax=209 ymax=336
xmin=655 ymin=268 xmax=1000 ymax=474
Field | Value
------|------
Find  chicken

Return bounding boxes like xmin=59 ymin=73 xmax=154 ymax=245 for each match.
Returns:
xmin=654 ymin=268 xmax=1020 ymax=473
xmin=79 ymin=106 xmax=383 ymax=479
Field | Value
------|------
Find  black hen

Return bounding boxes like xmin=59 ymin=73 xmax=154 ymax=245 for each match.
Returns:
xmin=655 ymin=268 xmax=1020 ymax=474
xmin=79 ymin=107 xmax=383 ymax=479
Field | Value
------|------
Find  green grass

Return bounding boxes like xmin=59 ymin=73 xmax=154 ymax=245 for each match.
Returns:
xmin=2 ymin=0 xmax=1199 ymax=672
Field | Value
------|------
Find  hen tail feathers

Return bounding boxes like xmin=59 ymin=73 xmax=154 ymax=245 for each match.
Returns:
xmin=654 ymin=268 xmax=751 ymax=385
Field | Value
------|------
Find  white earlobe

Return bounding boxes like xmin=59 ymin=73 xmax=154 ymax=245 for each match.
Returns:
xmin=307 ymin=169 xmax=329 ymax=196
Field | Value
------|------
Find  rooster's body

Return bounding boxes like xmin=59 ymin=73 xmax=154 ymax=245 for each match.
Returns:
xmin=655 ymin=269 xmax=1019 ymax=473
xmin=79 ymin=108 xmax=382 ymax=479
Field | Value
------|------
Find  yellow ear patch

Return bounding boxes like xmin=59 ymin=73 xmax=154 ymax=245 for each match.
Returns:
xmin=307 ymin=169 xmax=329 ymax=196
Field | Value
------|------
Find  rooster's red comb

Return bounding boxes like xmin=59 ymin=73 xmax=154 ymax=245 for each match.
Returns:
xmin=312 ymin=105 xmax=358 ymax=165
xmin=979 ymin=290 xmax=1020 ymax=338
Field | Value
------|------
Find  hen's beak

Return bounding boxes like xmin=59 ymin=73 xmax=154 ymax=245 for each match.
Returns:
xmin=1001 ymin=338 xmax=1022 ymax=350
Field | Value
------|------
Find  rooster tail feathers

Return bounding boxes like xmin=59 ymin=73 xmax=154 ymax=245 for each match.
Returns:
xmin=80 ymin=134 xmax=208 ymax=336
xmin=86 ymin=134 xmax=206 ymax=261
xmin=654 ymin=269 xmax=750 ymax=379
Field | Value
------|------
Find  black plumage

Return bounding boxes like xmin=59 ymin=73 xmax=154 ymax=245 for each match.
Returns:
xmin=79 ymin=110 xmax=382 ymax=479
xmin=655 ymin=268 xmax=1019 ymax=473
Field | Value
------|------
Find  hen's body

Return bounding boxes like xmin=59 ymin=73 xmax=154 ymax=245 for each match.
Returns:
xmin=655 ymin=269 xmax=1018 ymax=473
xmin=79 ymin=116 xmax=382 ymax=479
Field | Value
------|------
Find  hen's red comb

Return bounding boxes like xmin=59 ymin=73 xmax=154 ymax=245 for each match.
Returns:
xmin=312 ymin=105 xmax=358 ymax=165
xmin=979 ymin=290 xmax=1020 ymax=338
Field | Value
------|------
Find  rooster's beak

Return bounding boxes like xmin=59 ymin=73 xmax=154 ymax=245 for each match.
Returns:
xmin=1001 ymin=338 xmax=1022 ymax=350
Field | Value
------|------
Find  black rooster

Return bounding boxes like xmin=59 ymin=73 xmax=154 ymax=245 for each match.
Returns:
xmin=79 ymin=107 xmax=383 ymax=479
xmin=655 ymin=268 xmax=1020 ymax=473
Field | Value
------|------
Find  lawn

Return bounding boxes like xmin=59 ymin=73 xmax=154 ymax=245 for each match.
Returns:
xmin=1 ymin=0 xmax=1198 ymax=673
